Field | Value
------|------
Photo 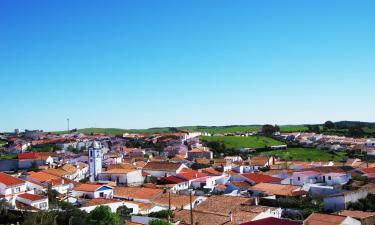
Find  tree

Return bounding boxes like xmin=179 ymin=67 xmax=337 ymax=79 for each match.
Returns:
xmin=149 ymin=219 xmax=171 ymax=225
xmin=348 ymin=127 xmax=365 ymax=138
xmin=117 ymin=205 xmax=132 ymax=221
xmin=261 ymin=124 xmax=278 ymax=136
xmin=149 ymin=210 xmax=173 ymax=220
xmin=324 ymin=121 xmax=335 ymax=130
xmin=85 ymin=205 xmax=121 ymax=225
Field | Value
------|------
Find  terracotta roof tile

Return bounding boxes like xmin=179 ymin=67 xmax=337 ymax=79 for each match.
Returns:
xmin=17 ymin=193 xmax=47 ymax=202
xmin=304 ymin=213 xmax=346 ymax=225
xmin=143 ymin=161 xmax=183 ymax=172
xmin=73 ymin=183 xmax=107 ymax=192
xmin=337 ymin=210 xmax=375 ymax=219
xmin=114 ymin=187 xmax=163 ymax=200
xmin=249 ymin=183 xmax=303 ymax=197
xmin=0 ymin=172 xmax=25 ymax=187
xmin=240 ymin=173 xmax=282 ymax=184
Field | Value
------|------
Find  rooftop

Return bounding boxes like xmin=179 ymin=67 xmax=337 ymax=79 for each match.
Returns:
xmin=0 ymin=172 xmax=25 ymax=187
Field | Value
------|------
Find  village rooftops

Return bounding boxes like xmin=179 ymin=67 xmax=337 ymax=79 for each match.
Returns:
xmin=160 ymin=176 xmax=187 ymax=184
xmin=177 ymin=168 xmax=208 ymax=180
xmin=239 ymin=217 xmax=300 ymax=225
xmin=153 ymin=193 xmax=197 ymax=208
xmin=336 ymin=210 xmax=375 ymax=219
xmin=249 ymin=156 xmax=271 ymax=166
xmin=249 ymin=183 xmax=304 ymax=197
xmin=114 ymin=187 xmax=163 ymax=201
xmin=0 ymin=172 xmax=25 ymax=187
xmin=143 ymin=161 xmax=183 ymax=172
xmin=240 ymin=173 xmax=283 ymax=184
xmin=304 ymin=212 xmax=357 ymax=225
xmin=73 ymin=183 xmax=112 ymax=192
xmin=17 ymin=193 xmax=47 ymax=202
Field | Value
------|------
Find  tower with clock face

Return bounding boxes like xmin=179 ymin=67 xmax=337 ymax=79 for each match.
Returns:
xmin=88 ymin=141 xmax=103 ymax=182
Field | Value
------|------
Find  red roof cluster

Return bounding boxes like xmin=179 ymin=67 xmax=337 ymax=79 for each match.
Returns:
xmin=240 ymin=217 xmax=300 ymax=225
xmin=161 ymin=176 xmax=187 ymax=184
xmin=241 ymin=173 xmax=282 ymax=184
xmin=18 ymin=193 xmax=47 ymax=202
xmin=177 ymin=168 xmax=208 ymax=180
xmin=18 ymin=152 xmax=39 ymax=160
xmin=0 ymin=172 xmax=25 ymax=187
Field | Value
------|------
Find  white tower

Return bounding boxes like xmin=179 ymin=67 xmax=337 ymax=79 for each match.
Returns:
xmin=89 ymin=141 xmax=103 ymax=182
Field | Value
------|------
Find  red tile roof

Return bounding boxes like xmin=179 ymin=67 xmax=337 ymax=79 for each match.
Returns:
xmin=18 ymin=152 xmax=38 ymax=160
xmin=161 ymin=176 xmax=187 ymax=184
xmin=73 ymin=183 xmax=107 ymax=192
xmin=143 ymin=161 xmax=183 ymax=172
xmin=177 ymin=168 xmax=208 ymax=180
xmin=240 ymin=217 xmax=300 ymax=225
xmin=241 ymin=173 xmax=282 ymax=184
xmin=0 ymin=172 xmax=25 ymax=187
xmin=361 ymin=167 xmax=375 ymax=174
xmin=18 ymin=193 xmax=47 ymax=202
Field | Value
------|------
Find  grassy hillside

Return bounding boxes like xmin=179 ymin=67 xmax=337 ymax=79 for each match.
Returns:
xmin=200 ymin=136 xmax=285 ymax=149
xmin=257 ymin=148 xmax=346 ymax=162
xmin=51 ymin=124 xmax=309 ymax=135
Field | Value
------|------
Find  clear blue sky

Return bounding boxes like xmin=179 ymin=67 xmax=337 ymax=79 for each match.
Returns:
xmin=1 ymin=0 xmax=375 ymax=132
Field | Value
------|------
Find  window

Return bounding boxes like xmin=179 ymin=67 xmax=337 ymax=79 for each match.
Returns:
xmin=328 ymin=176 xmax=332 ymax=180
xmin=14 ymin=187 xmax=20 ymax=193
xmin=298 ymin=177 xmax=300 ymax=181
xmin=39 ymin=202 xmax=47 ymax=208
xmin=99 ymin=192 xmax=104 ymax=197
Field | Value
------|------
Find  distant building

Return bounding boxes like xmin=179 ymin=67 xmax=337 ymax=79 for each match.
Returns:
xmin=89 ymin=141 xmax=104 ymax=182
xmin=187 ymin=147 xmax=213 ymax=161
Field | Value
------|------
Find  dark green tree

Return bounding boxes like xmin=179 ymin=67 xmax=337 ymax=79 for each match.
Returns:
xmin=324 ymin=121 xmax=335 ymax=130
xmin=149 ymin=219 xmax=171 ymax=225
xmin=85 ymin=205 xmax=121 ymax=225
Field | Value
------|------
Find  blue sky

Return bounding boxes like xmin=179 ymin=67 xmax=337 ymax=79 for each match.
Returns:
xmin=1 ymin=0 xmax=374 ymax=132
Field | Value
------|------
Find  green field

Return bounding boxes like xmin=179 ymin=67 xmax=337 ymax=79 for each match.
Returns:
xmin=51 ymin=124 xmax=309 ymax=136
xmin=256 ymin=148 xmax=346 ymax=162
xmin=182 ymin=125 xmax=308 ymax=134
xmin=200 ymin=136 xmax=285 ymax=149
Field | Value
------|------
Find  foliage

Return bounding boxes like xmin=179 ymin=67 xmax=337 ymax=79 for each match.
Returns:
xmin=348 ymin=127 xmax=365 ymax=138
xmin=324 ymin=121 xmax=335 ymax=129
xmin=307 ymin=125 xmax=320 ymax=133
xmin=148 ymin=210 xmax=174 ymax=220
xmin=22 ymin=211 xmax=58 ymax=225
xmin=56 ymin=201 xmax=87 ymax=225
xmin=261 ymin=124 xmax=279 ymax=136
xmin=85 ymin=205 xmax=121 ymax=225
xmin=277 ymin=196 xmax=323 ymax=219
xmin=348 ymin=194 xmax=375 ymax=211
xmin=117 ymin=205 xmax=132 ymax=220
xmin=149 ymin=219 xmax=171 ymax=225
xmin=29 ymin=143 xmax=61 ymax=152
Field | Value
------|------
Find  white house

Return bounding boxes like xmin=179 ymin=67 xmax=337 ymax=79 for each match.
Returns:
xmin=16 ymin=193 xmax=49 ymax=210
xmin=0 ymin=172 xmax=27 ymax=205
xmin=323 ymin=188 xmax=368 ymax=212
xmin=98 ymin=167 xmax=143 ymax=186
xmin=142 ymin=161 xmax=188 ymax=178
xmin=72 ymin=184 xmax=113 ymax=199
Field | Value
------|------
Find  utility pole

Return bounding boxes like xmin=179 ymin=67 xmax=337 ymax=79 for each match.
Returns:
xmin=67 ymin=118 xmax=70 ymax=133
xmin=168 ymin=189 xmax=171 ymax=211
xmin=189 ymin=191 xmax=193 ymax=225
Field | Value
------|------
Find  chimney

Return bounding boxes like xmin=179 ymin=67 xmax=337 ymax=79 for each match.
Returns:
xmin=229 ymin=211 xmax=233 ymax=222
